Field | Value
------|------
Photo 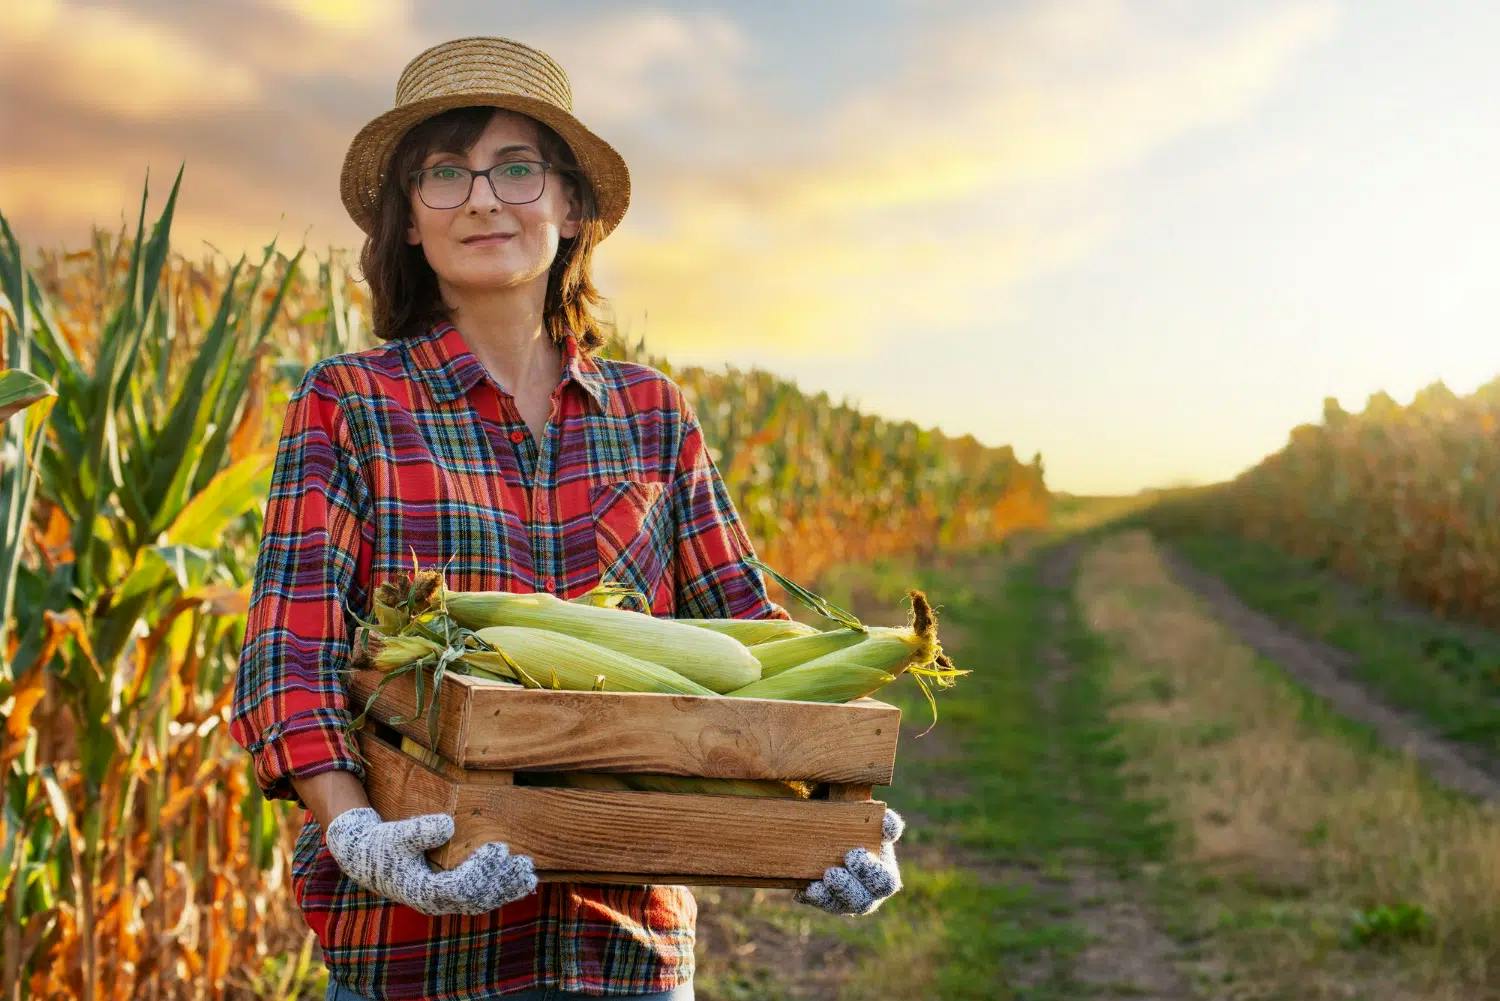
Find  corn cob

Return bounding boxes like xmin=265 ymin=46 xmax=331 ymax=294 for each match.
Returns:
xmin=678 ymin=618 xmax=820 ymax=645
xmin=567 ymin=580 xmax=640 ymax=609
xmin=400 ymin=733 xmax=446 ymax=771
xmin=726 ymin=664 xmax=898 ymax=703
xmin=727 ymin=590 xmax=941 ymax=702
xmin=360 ymin=565 xmax=966 ymax=737
xmin=353 ymin=632 xmax=445 ymax=673
xmin=435 ymin=585 xmax=761 ymax=693
xmin=747 ymin=627 xmax=867 ymax=677
xmin=466 ymin=625 xmax=718 ymax=696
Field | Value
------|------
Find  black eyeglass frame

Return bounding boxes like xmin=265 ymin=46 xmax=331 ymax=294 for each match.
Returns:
xmin=407 ymin=160 xmax=557 ymax=210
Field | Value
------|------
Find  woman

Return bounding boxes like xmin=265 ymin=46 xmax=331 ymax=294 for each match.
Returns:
xmin=230 ymin=36 xmax=906 ymax=1001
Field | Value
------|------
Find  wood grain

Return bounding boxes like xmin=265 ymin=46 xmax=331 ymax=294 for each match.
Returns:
xmin=348 ymin=668 xmax=901 ymax=783
xmin=537 ymin=872 xmax=809 ymax=889
xmin=358 ymin=730 xmax=885 ymax=885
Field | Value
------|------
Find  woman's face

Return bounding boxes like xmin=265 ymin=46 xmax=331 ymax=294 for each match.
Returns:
xmin=404 ymin=109 xmax=582 ymax=297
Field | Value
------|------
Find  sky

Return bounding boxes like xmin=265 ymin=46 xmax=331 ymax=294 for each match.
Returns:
xmin=3 ymin=0 xmax=1499 ymax=495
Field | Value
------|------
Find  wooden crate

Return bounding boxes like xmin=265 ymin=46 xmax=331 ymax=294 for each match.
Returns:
xmin=347 ymin=668 xmax=901 ymax=888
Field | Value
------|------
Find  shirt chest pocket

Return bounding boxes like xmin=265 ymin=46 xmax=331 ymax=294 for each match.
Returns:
xmin=589 ymin=478 xmax=672 ymax=613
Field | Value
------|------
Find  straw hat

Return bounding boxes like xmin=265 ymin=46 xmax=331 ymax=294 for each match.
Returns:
xmin=340 ymin=36 xmax=631 ymax=239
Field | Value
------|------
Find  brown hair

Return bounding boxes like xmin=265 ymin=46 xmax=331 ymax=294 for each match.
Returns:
xmin=358 ymin=105 xmax=611 ymax=353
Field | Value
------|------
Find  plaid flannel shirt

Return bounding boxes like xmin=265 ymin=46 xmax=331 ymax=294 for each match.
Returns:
xmin=229 ymin=319 xmax=791 ymax=999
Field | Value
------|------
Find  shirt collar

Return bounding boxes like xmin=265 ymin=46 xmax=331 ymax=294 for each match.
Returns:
xmin=404 ymin=319 xmax=611 ymax=414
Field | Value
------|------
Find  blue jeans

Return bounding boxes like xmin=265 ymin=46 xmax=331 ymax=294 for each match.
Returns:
xmin=325 ymin=978 xmax=694 ymax=1001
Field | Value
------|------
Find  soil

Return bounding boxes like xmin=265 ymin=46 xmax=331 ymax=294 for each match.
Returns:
xmin=1032 ymin=540 xmax=1201 ymax=1000
xmin=1155 ymin=541 xmax=1500 ymax=804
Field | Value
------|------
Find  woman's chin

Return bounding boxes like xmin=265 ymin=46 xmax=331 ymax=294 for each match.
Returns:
xmin=449 ymin=264 xmax=544 ymax=290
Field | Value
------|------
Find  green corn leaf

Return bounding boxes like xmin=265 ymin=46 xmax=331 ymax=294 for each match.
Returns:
xmin=743 ymin=555 xmax=865 ymax=631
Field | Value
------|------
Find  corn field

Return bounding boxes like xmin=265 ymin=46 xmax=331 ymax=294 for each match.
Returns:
xmin=0 ymin=174 xmax=1048 ymax=997
xmin=611 ymin=344 xmax=1050 ymax=588
xmin=1145 ymin=382 xmax=1500 ymax=627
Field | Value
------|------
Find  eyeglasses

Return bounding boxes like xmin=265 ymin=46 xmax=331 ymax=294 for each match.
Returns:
xmin=409 ymin=160 xmax=555 ymax=210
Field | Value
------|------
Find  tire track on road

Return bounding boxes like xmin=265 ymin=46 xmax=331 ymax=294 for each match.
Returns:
xmin=1036 ymin=540 xmax=1199 ymax=1001
xmin=1156 ymin=541 xmax=1500 ymax=804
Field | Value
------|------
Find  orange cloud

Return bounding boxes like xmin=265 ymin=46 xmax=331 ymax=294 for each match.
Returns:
xmin=0 ymin=0 xmax=261 ymax=118
xmin=599 ymin=1 xmax=1339 ymax=359
xmin=1 ymin=0 xmax=1340 ymax=377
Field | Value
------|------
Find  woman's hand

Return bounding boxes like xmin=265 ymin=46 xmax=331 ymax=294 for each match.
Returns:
xmin=793 ymin=807 xmax=905 ymax=916
xmin=325 ymin=807 xmax=538 ymax=916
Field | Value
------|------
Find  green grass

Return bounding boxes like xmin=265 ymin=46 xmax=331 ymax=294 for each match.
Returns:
xmin=1144 ymin=527 xmax=1500 ymax=755
xmin=1075 ymin=528 xmax=1500 ymax=998
xmin=757 ymin=540 xmax=1175 ymax=999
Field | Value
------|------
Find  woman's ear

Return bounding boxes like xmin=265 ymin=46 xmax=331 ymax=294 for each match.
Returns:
xmin=560 ymin=176 xmax=583 ymax=241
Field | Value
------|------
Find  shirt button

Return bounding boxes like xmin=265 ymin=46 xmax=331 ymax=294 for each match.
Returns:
xmin=543 ymin=577 xmax=556 ymax=591
xmin=536 ymin=496 xmax=548 ymax=515
xmin=508 ymin=430 xmax=525 ymax=444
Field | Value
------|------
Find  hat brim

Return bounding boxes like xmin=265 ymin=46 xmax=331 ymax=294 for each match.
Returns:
xmin=340 ymin=93 xmax=630 ymax=238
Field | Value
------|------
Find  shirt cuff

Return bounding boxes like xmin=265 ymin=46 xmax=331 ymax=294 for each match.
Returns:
xmin=247 ymin=710 xmax=367 ymax=807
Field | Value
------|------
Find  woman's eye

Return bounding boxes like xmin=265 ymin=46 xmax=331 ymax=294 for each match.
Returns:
xmin=433 ymin=167 xmax=462 ymax=180
xmin=504 ymin=163 xmax=533 ymax=177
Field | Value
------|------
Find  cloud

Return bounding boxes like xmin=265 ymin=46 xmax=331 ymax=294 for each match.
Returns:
xmin=264 ymin=0 xmax=407 ymax=36
xmin=1 ymin=163 xmax=142 ymax=234
xmin=0 ymin=0 xmax=262 ymax=119
xmin=762 ymin=0 xmax=1339 ymax=210
xmin=602 ymin=164 xmax=1123 ymax=361
xmin=519 ymin=9 xmax=752 ymax=127
xmin=599 ymin=0 xmax=1340 ymax=359
xmin=236 ymin=0 xmax=417 ymax=76
xmin=0 ymin=2 xmax=764 ymax=254
xmin=0 ymin=0 xmax=408 ymax=252
xmin=0 ymin=0 xmax=1340 ymax=375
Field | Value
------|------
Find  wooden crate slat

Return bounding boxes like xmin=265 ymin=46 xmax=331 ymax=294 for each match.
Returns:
xmin=538 ymin=872 xmax=809 ymax=889
xmin=360 ymin=733 xmax=459 ymax=818
xmin=346 ymin=668 xmax=477 ymax=763
xmin=348 ymin=668 xmax=900 ymax=784
xmin=443 ymin=785 xmax=883 ymax=879
xmin=358 ymin=731 xmax=885 ymax=884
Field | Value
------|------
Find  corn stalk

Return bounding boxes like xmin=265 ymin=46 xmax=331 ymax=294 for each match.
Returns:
xmin=0 ymin=166 xmax=329 ymax=999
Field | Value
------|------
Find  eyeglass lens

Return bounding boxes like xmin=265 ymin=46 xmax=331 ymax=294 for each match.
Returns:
xmin=418 ymin=162 xmax=545 ymax=209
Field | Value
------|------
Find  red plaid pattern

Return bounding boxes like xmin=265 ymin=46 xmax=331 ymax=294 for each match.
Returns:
xmin=230 ymin=320 xmax=791 ymax=999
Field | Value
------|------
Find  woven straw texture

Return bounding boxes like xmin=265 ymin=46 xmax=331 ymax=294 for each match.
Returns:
xmin=340 ymin=36 xmax=630 ymax=238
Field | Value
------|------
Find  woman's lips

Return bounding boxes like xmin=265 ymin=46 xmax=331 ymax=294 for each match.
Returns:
xmin=463 ymin=234 xmax=514 ymax=245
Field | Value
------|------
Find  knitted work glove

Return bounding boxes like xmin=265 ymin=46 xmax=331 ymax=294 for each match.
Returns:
xmin=325 ymin=807 xmax=537 ymax=916
xmin=793 ymin=807 xmax=904 ymax=916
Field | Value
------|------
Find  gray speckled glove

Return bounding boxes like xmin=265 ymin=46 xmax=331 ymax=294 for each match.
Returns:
xmin=325 ymin=808 xmax=537 ymax=916
xmin=793 ymin=807 xmax=905 ymax=916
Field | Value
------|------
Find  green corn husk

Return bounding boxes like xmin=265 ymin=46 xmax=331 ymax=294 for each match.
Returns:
xmin=466 ymin=625 xmax=718 ymax=696
xmin=373 ymin=600 xmax=411 ymax=634
xmin=811 ymin=625 xmax=937 ymax=673
xmin=748 ymin=627 xmax=868 ymax=677
xmin=727 ymin=664 xmax=899 ymax=703
xmin=341 ymin=619 xmax=497 ymax=762
xmin=358 ymin=558 xmax=968 ymax=738
xmin=568 ymin=580 xmax=645 ymax=609
xmin=436 ymin=586 xmax=762 ymax=693
xmin=515 ymin=770 xmax=814 ymax=799
xmin=733 ymin=582 xmax=969 ymax=733
xmin=726 ymin=594 xmax=947 ymax=704
xmin=678 ymin=618 xmax=821 ymax=645
xmin=357 ymin=632 xmax=446 ymax=673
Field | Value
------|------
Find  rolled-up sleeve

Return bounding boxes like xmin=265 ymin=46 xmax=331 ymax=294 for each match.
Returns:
xmin=230 ymin=362 xmax=373 ymax=806
xmin=668 ymin=398 xmax=793 ymax=622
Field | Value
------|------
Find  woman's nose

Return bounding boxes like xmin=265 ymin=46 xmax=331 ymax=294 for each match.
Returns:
xmin=466 ymin=170 xmax=503 ymax=210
